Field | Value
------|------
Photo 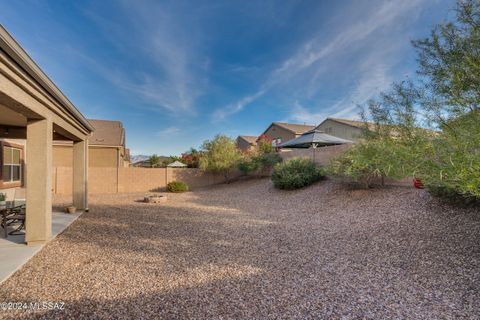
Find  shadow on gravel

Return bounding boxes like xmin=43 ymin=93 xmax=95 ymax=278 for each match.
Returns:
xmin=2 ymin=179 xmax=479 ymax=319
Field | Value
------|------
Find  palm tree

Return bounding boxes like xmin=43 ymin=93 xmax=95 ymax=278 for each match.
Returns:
xmin=148 ymin=154 xmax=161 ymax=168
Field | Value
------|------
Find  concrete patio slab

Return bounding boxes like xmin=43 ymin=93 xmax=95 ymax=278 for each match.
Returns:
xmin=0 ymin=211 xmax=82 ymax=284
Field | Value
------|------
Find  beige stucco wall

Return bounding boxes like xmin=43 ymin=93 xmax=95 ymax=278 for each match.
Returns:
xmin=52 ymin=145 xmax=72 ymax=167
xmin=263 ymin=125 xmax=297 ymax=145
xmin=279 ymin=144 xmax=353 ymax=166
xmin=52 ymin=167 xmax=243 ymax=195
xmin=316 ymin=119 xmax=363 ymax=141
xmin=53 ymin=145 xmax=120 ymax=168
xmin=237 ymin=138 xmax=255 ymax=151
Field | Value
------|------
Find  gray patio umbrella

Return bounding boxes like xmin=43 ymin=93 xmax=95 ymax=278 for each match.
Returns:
xmin=278 ymin=129 xmax=352 ymax=148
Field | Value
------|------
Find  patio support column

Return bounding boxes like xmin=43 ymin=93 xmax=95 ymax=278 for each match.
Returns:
xmin=73 ymin=139 xmax=88 ymax=211
xmin=25 ymin=118 xmax=53 ymax=246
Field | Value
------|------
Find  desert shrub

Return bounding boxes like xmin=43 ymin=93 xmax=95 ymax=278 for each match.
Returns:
xmin=181 ymin=148 xmax=202 ymax=168
xmin=328 ymin=138 xmax=412 ymax=188
xmin=237 ymin=152 xmax=282 ymax=175
xmin=238 ymin=157 xmax=260 ymax=174
xmin=328 ymin=0 xmax=480 ymax=204
xmin=417 ymin=111 xmax=480 ymax=205
xmin=256 ymin=152 xmax=282 ymax=167
xmin=167 ymin=181 xmax=189 ymax=193
xmin=199 ymin=135 xmax=242 ymax=182
xmin=272 ymin=157 xmax=325 ymax=190
xmin=257 ymin=134 xmax=273 ymax=153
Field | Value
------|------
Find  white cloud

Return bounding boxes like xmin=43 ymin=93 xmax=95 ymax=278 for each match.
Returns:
xmin=85 ymin=1 xmax=207 ymax=115
xmin=212 ymin=89 xmax=266 ymax=121
xmin=212 ymin=0 xmax=426 ymax=120
xmin=156 ymin=126 xmax=181 ymax=137
xmin=288 ymin=101 xmax=328 ymax=124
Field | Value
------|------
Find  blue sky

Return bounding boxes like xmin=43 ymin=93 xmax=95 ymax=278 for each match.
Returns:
xmin=0 ymin=0 xmax=453 ymax=155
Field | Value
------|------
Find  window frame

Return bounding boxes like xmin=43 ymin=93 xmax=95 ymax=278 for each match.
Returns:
xmin=0 ymin=141 xmax=24 ymax=189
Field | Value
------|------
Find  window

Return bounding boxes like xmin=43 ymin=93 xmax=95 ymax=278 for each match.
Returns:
xmin=3 ymin=146 xmax=22 ymax=183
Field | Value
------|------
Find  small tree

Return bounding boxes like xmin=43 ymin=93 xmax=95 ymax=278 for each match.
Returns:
xmin=257 ymin=134 xmax=273 ymax=153
xmin=199 ymin=135 xmax=242 ymax=182
xmin=181 ymin=148 xmax=202 ymax=168
xmin=148 ymin=154 xmax=161 ymax=168
xmin=328 ymin=0 xmax=480 ymax=203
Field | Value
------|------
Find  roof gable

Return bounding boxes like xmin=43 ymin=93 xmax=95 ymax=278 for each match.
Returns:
xmin=88 ymin=119 xmax=125 ymax=147
xmin=261 ymin=122 xmax=316 ymax=138
xmin=238 ymin=135 xmax=257 ymax=145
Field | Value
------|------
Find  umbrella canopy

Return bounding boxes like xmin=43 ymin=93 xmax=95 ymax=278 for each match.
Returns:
xmin=167 ymin=160 xmax=188 ymax=167
xmin=278 ymin=129 xmax=353 ymax=148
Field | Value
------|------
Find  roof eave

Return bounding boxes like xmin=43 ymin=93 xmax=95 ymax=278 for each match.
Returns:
xmin=0 ymin=25 xmax=94 ymax=133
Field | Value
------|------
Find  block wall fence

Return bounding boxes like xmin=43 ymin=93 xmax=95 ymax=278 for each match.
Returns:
xmin=52 ymin=167 xmax=242 ymax=195
xmin=53 ymin=144 xmax=410 ymax=195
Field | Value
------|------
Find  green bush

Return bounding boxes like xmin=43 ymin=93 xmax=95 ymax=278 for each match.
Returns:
xmin=417 ymin=111 xmax=480 ymax=205
xmin=272 ymin=157 xmax=325 ymax=190
xmin=199 ymin=135 xmax=242 ymax=182
xmin=327 ymin=139 xmax=412 ymax=188
xmin=237 ymin=152 xmax=282 ymax=175
xmin=256 ymin=152 xmax=282 ymax=167
xmin=167 ymin=181 xmax=189 ymax=193
xmin=238 ymin=157 xmax=260 ymax=174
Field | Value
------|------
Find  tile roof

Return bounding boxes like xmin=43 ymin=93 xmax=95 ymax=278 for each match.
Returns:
xmin=271 ymin=122 xmax=316 ymax=134
xmin=54 ymin=119 xmax=125 ymax=147
xmin=88 ymin=119 xmax=125 ymax=147
xmin=238 ymin=136 xmax=257 ymax=145
xmin=324 ymin=117 xmax=437 ymax=136
xmin=326 ymin=118 xmax=375 ymax=130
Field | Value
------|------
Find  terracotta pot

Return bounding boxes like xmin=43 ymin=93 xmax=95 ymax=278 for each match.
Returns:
xmin=65 ymin=206 xmax=76 ymax=214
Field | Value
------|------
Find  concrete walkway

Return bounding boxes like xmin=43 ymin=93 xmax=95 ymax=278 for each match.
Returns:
xmin=0 ymin=211 xmax=82 ymax=284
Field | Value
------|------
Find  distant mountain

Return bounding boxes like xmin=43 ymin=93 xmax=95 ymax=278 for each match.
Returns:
xmin=130 ymin=155 xmax=150 ymax=164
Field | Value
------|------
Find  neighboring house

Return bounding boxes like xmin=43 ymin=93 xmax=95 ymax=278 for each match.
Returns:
xmin=236 ymin=136 xmax=257 ymax=151
xmin=0 ymin=25 xmax=93 ymax=244
xmin=316 ymin=118 xmax=370 ymax=142
xmin=259 ymin=122 xmax=315 ymax=146
xmin=53 ymin=119 xmax=130 ymax=168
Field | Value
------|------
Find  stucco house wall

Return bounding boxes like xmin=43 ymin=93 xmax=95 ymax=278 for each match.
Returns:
xmin=53 ymin=145 xmax=125 ymax=168
xmin=236 ymin=138 xmax=250 ymax=151
xmin=263 ymin=125 xmax=296 ymax=146
xmin=316 ymin=119 xmax=364 ymax=141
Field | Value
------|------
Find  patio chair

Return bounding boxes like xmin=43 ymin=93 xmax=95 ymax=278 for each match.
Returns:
xmin=1 ymin=189 xmax=26 ymax=237
xmin=4 ymin=205 xmax=25 ymax=236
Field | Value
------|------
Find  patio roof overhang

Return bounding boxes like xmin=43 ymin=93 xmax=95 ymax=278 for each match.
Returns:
xmin=0 ymin=25 xmax=93 ymax=246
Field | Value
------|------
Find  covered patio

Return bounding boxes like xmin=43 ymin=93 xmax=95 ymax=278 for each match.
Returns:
xmin=0 ymin=25 xmax=93 ymax=246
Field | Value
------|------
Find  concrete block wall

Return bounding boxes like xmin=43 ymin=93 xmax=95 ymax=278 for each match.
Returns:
xmin=52 ymin=167 xmax=243 ymax=195
xmin=278 ymin=144 xmax=353 ymax=166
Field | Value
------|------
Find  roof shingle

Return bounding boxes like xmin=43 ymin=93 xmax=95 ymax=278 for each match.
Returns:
xmin=88 ymin=119 xmax=125 ymax=147
xmin=238 ymin=136 xmax=257 ymax=145
xmin=270 ymin=122 xmax=316 ymax=134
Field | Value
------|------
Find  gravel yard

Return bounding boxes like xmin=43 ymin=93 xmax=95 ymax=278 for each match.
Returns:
xmin=0 ymin=178 xmax=479 ymax=319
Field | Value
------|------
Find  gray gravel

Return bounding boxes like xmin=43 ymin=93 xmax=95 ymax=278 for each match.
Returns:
xmin=0 ymin=178 xmax=479 ymax=319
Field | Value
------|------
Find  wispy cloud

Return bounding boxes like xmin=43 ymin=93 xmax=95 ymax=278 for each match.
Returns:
xmin=212 ymin=89 xmax=266 ymax=121
xmin=84 ymin=1 xmax=208 ymax=115
xmin=156 ymin=126 xmax=181 ymax=137
xmin=213 ymin=0 xmax=426 ymax=121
